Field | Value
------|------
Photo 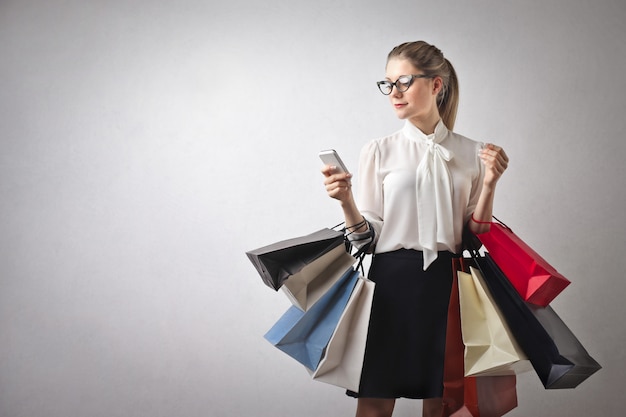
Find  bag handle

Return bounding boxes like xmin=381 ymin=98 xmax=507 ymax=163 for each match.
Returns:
xmin=491 ymin=215 xmax=513 ymax=232
xmin=331 ymin=221 xmax=346 ymax=230
xmin=332 ymin=221 xmax=371 ymax=274
xmin=471 ymin=214 xmax=513 ymax=233
xmin=464 ymin=214 xmax=507 ymax=254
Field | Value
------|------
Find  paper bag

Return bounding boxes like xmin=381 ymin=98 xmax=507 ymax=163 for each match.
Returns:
xmin=264 ymin=267 xmax=359 ymax=371
xmin=458 ymin=267 xmax=531 ymax=377
xmin=309 ymin=275 xmax=375 ymax=391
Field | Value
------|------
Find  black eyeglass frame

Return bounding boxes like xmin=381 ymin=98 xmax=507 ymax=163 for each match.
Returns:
xmin=376 ymin=74 xmax=433 ymax=95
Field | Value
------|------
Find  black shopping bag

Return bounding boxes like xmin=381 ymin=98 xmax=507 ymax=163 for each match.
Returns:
xmin=246 ymin=228 xmax=346 ymax=291
xmin=474 ymin=253 xmax=601 ymax=389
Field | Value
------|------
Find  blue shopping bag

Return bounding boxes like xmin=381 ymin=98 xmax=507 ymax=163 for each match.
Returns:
xmin=264 ymin=267 xmax=359 ymax=371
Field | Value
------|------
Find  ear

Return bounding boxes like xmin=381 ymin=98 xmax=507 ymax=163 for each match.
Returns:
xmin=432 ymin=76 xmax=444 ymax=96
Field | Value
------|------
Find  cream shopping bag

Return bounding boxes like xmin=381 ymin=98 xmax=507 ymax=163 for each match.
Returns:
xmin=458 ymin=267 xmax=531 ymax=377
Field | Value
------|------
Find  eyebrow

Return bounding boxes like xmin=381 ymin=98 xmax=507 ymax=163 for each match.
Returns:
xmin=384 ymin=75 xmax=405 ymax=82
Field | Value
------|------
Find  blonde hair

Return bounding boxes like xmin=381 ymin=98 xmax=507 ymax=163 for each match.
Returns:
xmin=387 ymin=41 xmax=459 ymax=130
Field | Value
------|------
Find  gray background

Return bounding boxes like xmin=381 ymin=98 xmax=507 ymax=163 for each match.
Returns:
xmin=1 ymin=0 xmax=624 ymax=416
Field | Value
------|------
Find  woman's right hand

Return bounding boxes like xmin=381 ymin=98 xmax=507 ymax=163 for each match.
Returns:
xmin=322 ymin=165 xmax=369 ymax=235
xmin=321 ymin=165 xmax=354 ymax=204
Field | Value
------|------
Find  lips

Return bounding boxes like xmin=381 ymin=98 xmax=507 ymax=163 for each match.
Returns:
xmin=394 ymin=103 xmax=407 ymax=109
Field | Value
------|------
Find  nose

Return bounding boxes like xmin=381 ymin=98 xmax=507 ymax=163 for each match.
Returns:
xmin=390 ymin=85 xmax=403 ymax=97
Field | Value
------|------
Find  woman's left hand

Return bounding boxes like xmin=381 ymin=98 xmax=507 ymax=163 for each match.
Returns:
xmin=480 ymin=143 xmax=509 ymax=188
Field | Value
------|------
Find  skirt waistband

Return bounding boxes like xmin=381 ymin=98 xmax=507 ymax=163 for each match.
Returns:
xmin=374 ymin=248 xmax=460 ymax=260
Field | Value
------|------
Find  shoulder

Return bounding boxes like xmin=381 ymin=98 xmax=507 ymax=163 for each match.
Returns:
xmin=445 ymin=130 xmax=483 ymax=158
xmin=446 ymin=130 xmax=482 ymax=148
xmin=444 ymin=131 xmax=483 ymax=177
xmin=360 ymin=129 xmax=406 ymax=155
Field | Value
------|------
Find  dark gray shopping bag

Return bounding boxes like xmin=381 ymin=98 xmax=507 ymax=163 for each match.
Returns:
xmin=246 ymin=228 xmax=345 ymax=291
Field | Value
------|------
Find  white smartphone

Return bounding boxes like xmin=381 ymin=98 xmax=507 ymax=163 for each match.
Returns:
xmin=319 ymin=149 xmax=349 ymax=174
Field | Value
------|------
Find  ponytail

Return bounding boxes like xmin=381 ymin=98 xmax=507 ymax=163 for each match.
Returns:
xmin=438 ymin=58 xmax=459 ymax=131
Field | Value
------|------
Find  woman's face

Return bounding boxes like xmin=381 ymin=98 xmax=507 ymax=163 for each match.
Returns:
xmin=385 ymin=58 xmax=442 ymax=128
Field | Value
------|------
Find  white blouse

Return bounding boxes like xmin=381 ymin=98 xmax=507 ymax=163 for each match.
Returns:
xmin=353 ymin=119 xmax=485 ymax=270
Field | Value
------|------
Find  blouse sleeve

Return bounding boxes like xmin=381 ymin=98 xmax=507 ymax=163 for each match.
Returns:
xmin=464 ymin=141 xmax=485 ymax=223
xmin=354 ymin=140 xmax=383 ymax=247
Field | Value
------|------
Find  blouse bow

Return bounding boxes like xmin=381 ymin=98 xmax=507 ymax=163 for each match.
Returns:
xmin=405 ymin=121 xmax=456 ymax=270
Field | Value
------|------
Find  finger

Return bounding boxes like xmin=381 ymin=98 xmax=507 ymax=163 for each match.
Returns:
xmin=480 ymin=155 xmax=507 ymax=176
xmin=486 ymin=153 xmax=508 ymax=169
xmin=481 ymin=150 xmax=509 ymax=168
xmin=479 ymin=152 xmax=497 ymax=164
xmin=324 ymin=172 xmax=352 ymax=184
xmin=322 ymin=164 xmax=351 ymax=176
xmin=321 ymin=164 xmax=335 ymax=176
xmin=326 ymin=183 xmax=352 ymax=200
xmin=481 ymin=147 xmax=499 ymax=158
xmin=324 ymin=177 xmax=352 ymax=189
xmin=491 ymin=157 xmax=508 ymax=174
xmin=482 ymin=144 xmax=508 ymax=162
xmin=494 ymin=150 xmax=509 ymax=167
xmin=499 ymin=148 xmax=509 ymax=163
xmin=479 ymin=149 xmax=495 ymax=160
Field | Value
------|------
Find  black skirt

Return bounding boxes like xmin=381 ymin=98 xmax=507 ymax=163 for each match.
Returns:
xmin=348 ymin=249 xmax=456 ymax=399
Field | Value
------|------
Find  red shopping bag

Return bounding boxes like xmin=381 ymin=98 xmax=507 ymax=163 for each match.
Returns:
xmin=475 ymin=219 xmax=570 ymax=306
xmin=449 ymin=377 xmax=517 ymax=417
xmin=441 ymin=257 xmax=470 ymax=415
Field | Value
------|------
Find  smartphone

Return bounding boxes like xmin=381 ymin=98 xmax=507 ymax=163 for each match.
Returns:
xmin=319 ymin=149 xmax=349 ymax=173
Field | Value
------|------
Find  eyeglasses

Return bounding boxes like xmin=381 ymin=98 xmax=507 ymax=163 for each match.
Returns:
xmin=376 ymin=74 xmax=432 ymax=95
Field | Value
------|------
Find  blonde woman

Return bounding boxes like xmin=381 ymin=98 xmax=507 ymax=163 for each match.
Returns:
xmin=322 ymin=41 xmax=509 ymax=417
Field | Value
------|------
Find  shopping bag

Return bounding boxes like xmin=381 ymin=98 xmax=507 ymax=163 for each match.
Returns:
xmin=473 ymin=253 xmax=601 ymax=389
xmin=473 ymin=375 xmax=518 ymax=417
xmin=528 ymin=303 xmax=603 ymax=389
xmin=448 ymin=376 xmax=517 ymax=417
xmin=246 ymin=228 xmax=346 ymax=291
xmin=264 ymin=267 xmax=359 ymax=371
xmin=457 ymin=267 xmax=531 ymax=377
xmin=474 ymin=219 xmax=570 ymax=306
xmin=308 ymin=275 xmax=375 ymax=391
xmin=280 ymin=243 xmax=355 ymax=311
xmin=442 ymin=257 xmax=470 ymax=415
xmin=443 ymin=258 xmax=519 ymax=417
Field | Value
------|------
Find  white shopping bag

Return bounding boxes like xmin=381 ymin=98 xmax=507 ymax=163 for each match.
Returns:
xmin=308 ymin=274 xmax=375 ymax=391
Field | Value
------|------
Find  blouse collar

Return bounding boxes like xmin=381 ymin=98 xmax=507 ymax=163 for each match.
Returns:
xmin=402 ymin=119 xmax=449 ymax=144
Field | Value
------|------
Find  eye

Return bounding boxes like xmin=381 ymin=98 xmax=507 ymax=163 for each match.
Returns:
xmin=377 ymin=81 xmax=393 ymax=95
xmin=397 ymin=75 xmax=412 ymax=88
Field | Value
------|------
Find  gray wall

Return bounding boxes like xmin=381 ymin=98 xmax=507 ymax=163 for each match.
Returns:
xmin=1 ymin=0 xmax=624 ymax=416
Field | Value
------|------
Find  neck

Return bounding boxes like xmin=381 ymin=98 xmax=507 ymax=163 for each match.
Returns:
xmin=409 ymin=112 xmax=441 ymax=135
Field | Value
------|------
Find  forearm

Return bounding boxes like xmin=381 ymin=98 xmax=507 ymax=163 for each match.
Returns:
xmin=470 ymin=142 xmax=509 ymax=234
xmin=468 ymin=184 xmax=496 ymax=234
xmin=340 ymin=195 xmax=368 ymax=233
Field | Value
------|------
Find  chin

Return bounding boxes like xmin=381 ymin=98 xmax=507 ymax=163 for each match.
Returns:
xmin=392 ymin=109 xmax=407 ymax=119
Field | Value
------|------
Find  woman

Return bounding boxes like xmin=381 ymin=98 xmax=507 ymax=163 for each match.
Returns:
xmin=322 ymin=41 xmax=509 ymax=417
